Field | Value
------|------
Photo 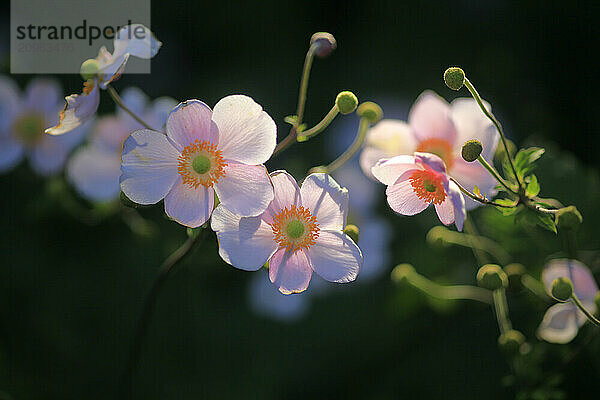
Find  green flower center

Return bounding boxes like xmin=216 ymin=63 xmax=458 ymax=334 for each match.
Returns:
xmin=192 ymin=155 xmax=211 ymax=174
xmin=13 ymin=113 xmax=46 ymax=145
xmin=423 ymin=179 xmax=437 ymax=192
xmin=286 ymin=220 xmax=305 ymax=239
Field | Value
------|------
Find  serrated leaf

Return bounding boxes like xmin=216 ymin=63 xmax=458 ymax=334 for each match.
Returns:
xmin=514 ymin=147 xmax=545 ymax=178
xmin=525 ymin=174 xmax=540 ymax=197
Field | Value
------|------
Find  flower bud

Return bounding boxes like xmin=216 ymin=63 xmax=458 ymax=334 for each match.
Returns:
xmin=343 ymin=224 xmax=359 ymax=243
xmin=477 ymin=264 xmax=508 ymax=290
xmin=357 ymin=101 xmax=383 ymax=123
xmin=461 ymin=140 xmax=483 ymax=162
xmin=391 ymin=263 xmax=415 ymax=283
xmin=555 ymin=206 xmax=583 ymax=232
xmin=80 ymin=58 xmax=99 ymax=80
xmin=335 ymin=91 xmax=358 ymax=115
xmin=498 ymin=330 xmax=525 ymax=355
xmin=444 ymin=67 xmax=465 ymax=91
xmin=504 ymin=263 xmax=525 ymax=291
xmin=551 ymin=277 xmax=573 ymax=302
xmin=310 ymin=32 xmax=337 ymax=58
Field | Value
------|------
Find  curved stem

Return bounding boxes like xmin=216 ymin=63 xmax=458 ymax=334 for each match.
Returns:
xmin=107 ymin=85 xmax=154 ymax=131
xmin=476 ymin=156 xmax=517 ymax=195
xmin=118 ymin=229 xmax=206 ymax=398
xmin=493 ymin=289 xmax=512 ymax=334
xmin=326 ymin=118 xmax=369 ymax=173
xmin=273 ymin=44 xmax=317 ymax=156
xmin=402 ymin=270 xmax=492 ymax=304
xmin=450 ymin=178 xmax=516 ymax=208
xmin=571 ymin=294 xmax=600 ymax=327
xmin=429 ymin=227 xmax=511 ymax=265
xmin=297 ymin=105 xmax=339 ymax=142
xmin=463 ymin=78 xmax=523 ymax=191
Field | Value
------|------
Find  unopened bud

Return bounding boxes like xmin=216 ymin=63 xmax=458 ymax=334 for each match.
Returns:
xmin=498 ymin=330 xmax=525 ymax=354
xmin=461 ymin=140 xmax=483 ymax=162
xmin=80 ymin=58 xmax=99 ymax=80
xmin=444 ymin=67 xmax=465 ymax=91
xmin=551 ymin=277 xmax=573 ymax=302
xmin=477 ymin=264 xmax=508 ymax=290
xmin=310 ymin=32 xmax=337 ymax=58
xmin=555 ymin=206 xmax=583 ymax=232
xmin=336 ymin=91 xmax=358 ymax=115
xmin=357 ymin=101 xmax=383 ymax=123
xmin=343 ymin=224 xmax=359 ymax=243
xmin=391 ymin=263 xmax=415 ymax=283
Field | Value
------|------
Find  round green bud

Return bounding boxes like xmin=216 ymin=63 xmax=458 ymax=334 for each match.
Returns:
xmin=343 ymin=224 xmax=360 ymax=243
xmin=391 ymin=263 xmax=415 ymax=283
xmin=357 ymin=101 xmax=383 ymax=123
xmin=444 ymin=67 xmax=465 ymax=91
xmin=498 ymin=330 xmax=525 ymax=355
xmin=80 ymin=58 xmax=100 ymax=80
xmin=461 ymin=140 xmax=483 ymax=162
xmin=310 ymin=32 xmax=337 ymax=58
xmin=504 ymin=263 xmax=525 ymax=291
xmin=477 ymin=264 xmax=508 ymax=290
xmin=555 ymin=206 xmax=583 ymax=232
xmin=551 ymin=277 xmax=573 ymax=302
xmin=335 ymin=91 xmax=358 ymax=115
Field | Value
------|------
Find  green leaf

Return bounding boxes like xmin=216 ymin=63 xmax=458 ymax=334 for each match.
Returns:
xmin=514 ymin=207 xmax=556 ymax=233
xmin=514 ymin=147 xmax=545 ymax=178
xmin=534 ymin=213 xmax=557 ymax=233
xmin=525 ymin=174 xmax=540 ymax=197
xmin=284 ymin=115 xmax=298 ymax=125
xmin=495 ymin=198 xmax=519 ymax=215
xmin=473 ymin=185 xmax=480 ymax=196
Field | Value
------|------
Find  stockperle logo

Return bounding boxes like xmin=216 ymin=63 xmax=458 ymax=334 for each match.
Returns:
xmin=10 ymin=0 xmax=151 ymax=74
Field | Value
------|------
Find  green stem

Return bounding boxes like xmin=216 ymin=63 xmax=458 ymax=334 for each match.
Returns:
xmin=450 ymin=178 xmax=516 ymax=209
xmin=273 ymin=43 xmax=317 ymax=156
xmin=326 ymin=118 xmax=369 ymax=173
xmin=493 ymin=289 xmax=512 ymax=334
xmin=521 ymin=274 xmax=551 ymax=302
xmin=476 ymin=156 xmax=517 ymax=195
xmin=571 ymin=294 xmax=600 ymax=327
xmin=107 ymin=85 xmax=154 ymax=131
xmin=405 ymin=271 xmax=492 ymax=304
xmin=463 ymin=78 xmax=523 ymax=191
xmin=429 ymin=226 xmax=511 ymax=265
xmin=297 ymin=105 xmax=340 ymax=142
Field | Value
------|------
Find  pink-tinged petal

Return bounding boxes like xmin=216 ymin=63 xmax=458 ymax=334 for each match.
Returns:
xmin=214 ymin=162 xmax=273 ymax=217
xmin=248 ymin=272 xmax=309 ymax=321
xmin=361 ymin=119 xmax=417 ymax=178
xmin=450 ymin=98 xmax=498 ymax=161
xmin=450 ymin=159 xmax=498 ymax=211
xmin=542 ymin=259 xmax=599 ymax=302
xmin=269 ymin=248 xmax=313 ymax=295
xmin=0 ymin=135 xmax=24 ymax=173
xmin=263 ymin=170 xmax=301 ymax=223
xmin=537 ymin=303 xmax=580 ymax=344
xmin=91 ymin=116 xmax=132 ymax=151
xmin=211 ymin=95 xmax=276 ymax=165
xmin=67 ymin=146 xmax=121 ymax=201
xmin=409 ymin=91 xmax=456 ymax=144
xmin=24 ymin=78 xmax=61 ymax=115
xmin=117 ymin=87 xmax=149 ymax=125
xmin=386 ymin=170 xmax=429 ymax=216
xmin=45 ymin=82 xmax=100 ymax=136
xmin=0 ymin=75 xmax=20 ymax=131
xmin=165 ymin=100 xmax=217 ymax=151
xmin=120 ymin=129 xmax=180 ymax=204
xmin=307 ymin=230 xmax=362 ymax=283
xmin=360 ymin=147 xmax=387 ymax=180
xmin=434 ymin=179 xmax=465 ymax=231
xmin=98 ymin=54 xmax=130 ymax=89
xmin=211 ymin=205 xmax=278 ymax=271
xmin=300 ymin=173 xmax=348 ymax=231
xmin=415 ymin=152 xmax=446 ymax=174
xmin=29 ymin=128 xmax=87 ymax=176
xmin=144 ymin=97 xmax=179 ymax=132
xmin=371 ymin=155 xmax=417 ymax=186
xmin=164 ymin=179 xmax=214 ymax=228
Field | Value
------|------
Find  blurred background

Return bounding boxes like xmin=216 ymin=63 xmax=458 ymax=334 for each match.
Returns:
xmin=1 ymin=1 xmax=599 ymax=399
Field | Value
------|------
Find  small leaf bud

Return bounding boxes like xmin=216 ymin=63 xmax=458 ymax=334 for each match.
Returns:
xmin=80 ymin=58 xmax=99 ymax=80
xmin=477 ymin=264 xmax=508 ymax=290
xmin=335 ymin=91 xmax=358 ymax=115
xmin=444 ymin=67 xmax=465 ymax=91
xmin=555 ymin=206 xmax=583 ymax=232
xmin=551 ymin=277 xmax=573 ymax=302
xmin=343 ymin=224 xmax=359 ymax=244
xmin=357 ymin=101 xmax=383 ymax=123
xmin=310 ymin=32 xmax=337 ymax=58
xmin=461 ymin=140 xmax=483 ymax=162
xmin=498 ymin=330 xmax=525 ymax=355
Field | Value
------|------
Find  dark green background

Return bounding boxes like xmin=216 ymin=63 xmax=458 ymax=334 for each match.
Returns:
xmin=1 ymin=1 xmax=599 ymax=399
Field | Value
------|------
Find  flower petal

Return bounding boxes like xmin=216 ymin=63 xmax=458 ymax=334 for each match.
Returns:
xmin=214 ymin=162 xmax=273 ymax=217
xmin=537 ymin=303 xmax=579 ymax=344
xmin=211 ymin=95 xmax=276 ymax=165
xmin=300 ymin=173 xmax=348 ymax=231
xmin=409 ymin=91 xmax=456 ymax=144
xmin=269 ymin=248 xmax=313 ymax=295
xmin=165 ymin=100 xmax=217 ymax=151
xmin=542 ymin=259 xmax=599 ymax=302
xmin=371 ymin=155 xmax=417 ymax=186
xmin=211 ymin=205 xmax=278 ymax=271
xmin=67 ymin=146 xmax=121 ymax=201
xmin=120 ymin=129 xmax=180 ymax=204
xmin=112 ymin=24 xmax=162 ymax=60
xmin=356 ymin=218 xmax=392 ymax=282
xmin=385 ymin=170 xmax=429 ymax=215
xmin=29 ymin=128 xmax=87 ymax=176
xmin=450 ymin=159 xmax=498 ymax=211
xmin=450 ymin=98 xmax=498 ymax=161
xmin=434 ymin=179 xmax=466 ymax=231
xmin=308 ymin=230 xmax=362 ymax=283
xmin=0 ymin=135 xmax=24 ymax=173
xmin=144 ymin=97 xmax=179 ymax=132
xmin=90 ymin=116 xmax=131 ymax=151
xmin=365 ymin=119 xmax=416 ymax=155
xmin=164 ymin=179 xmax=214 ymax=228
xmin=415 ymin=152 xmax=446 ymax=174
xmin=359 ymin=147 xmax=387 ymax=180
xmin=117 ymin=87 xmax=149 ymax=126
xmin=24 ymin=78 xmax=61 ymax=116
xmin=45 ymin=82 xmax=100 ymax=136
xmin=263 ymin=170 xmax=302 ymax=223
xmin=0 ymin=75 xmax=20 ymax=131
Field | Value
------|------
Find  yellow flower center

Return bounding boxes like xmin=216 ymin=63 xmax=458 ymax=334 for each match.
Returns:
xmin=177 ymin=139 xmax=227 ymax=188
xmin=409 ymin=169 xmax=447 ymax=205
xmin=270 ymin=205 xmax=320 ymax=252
